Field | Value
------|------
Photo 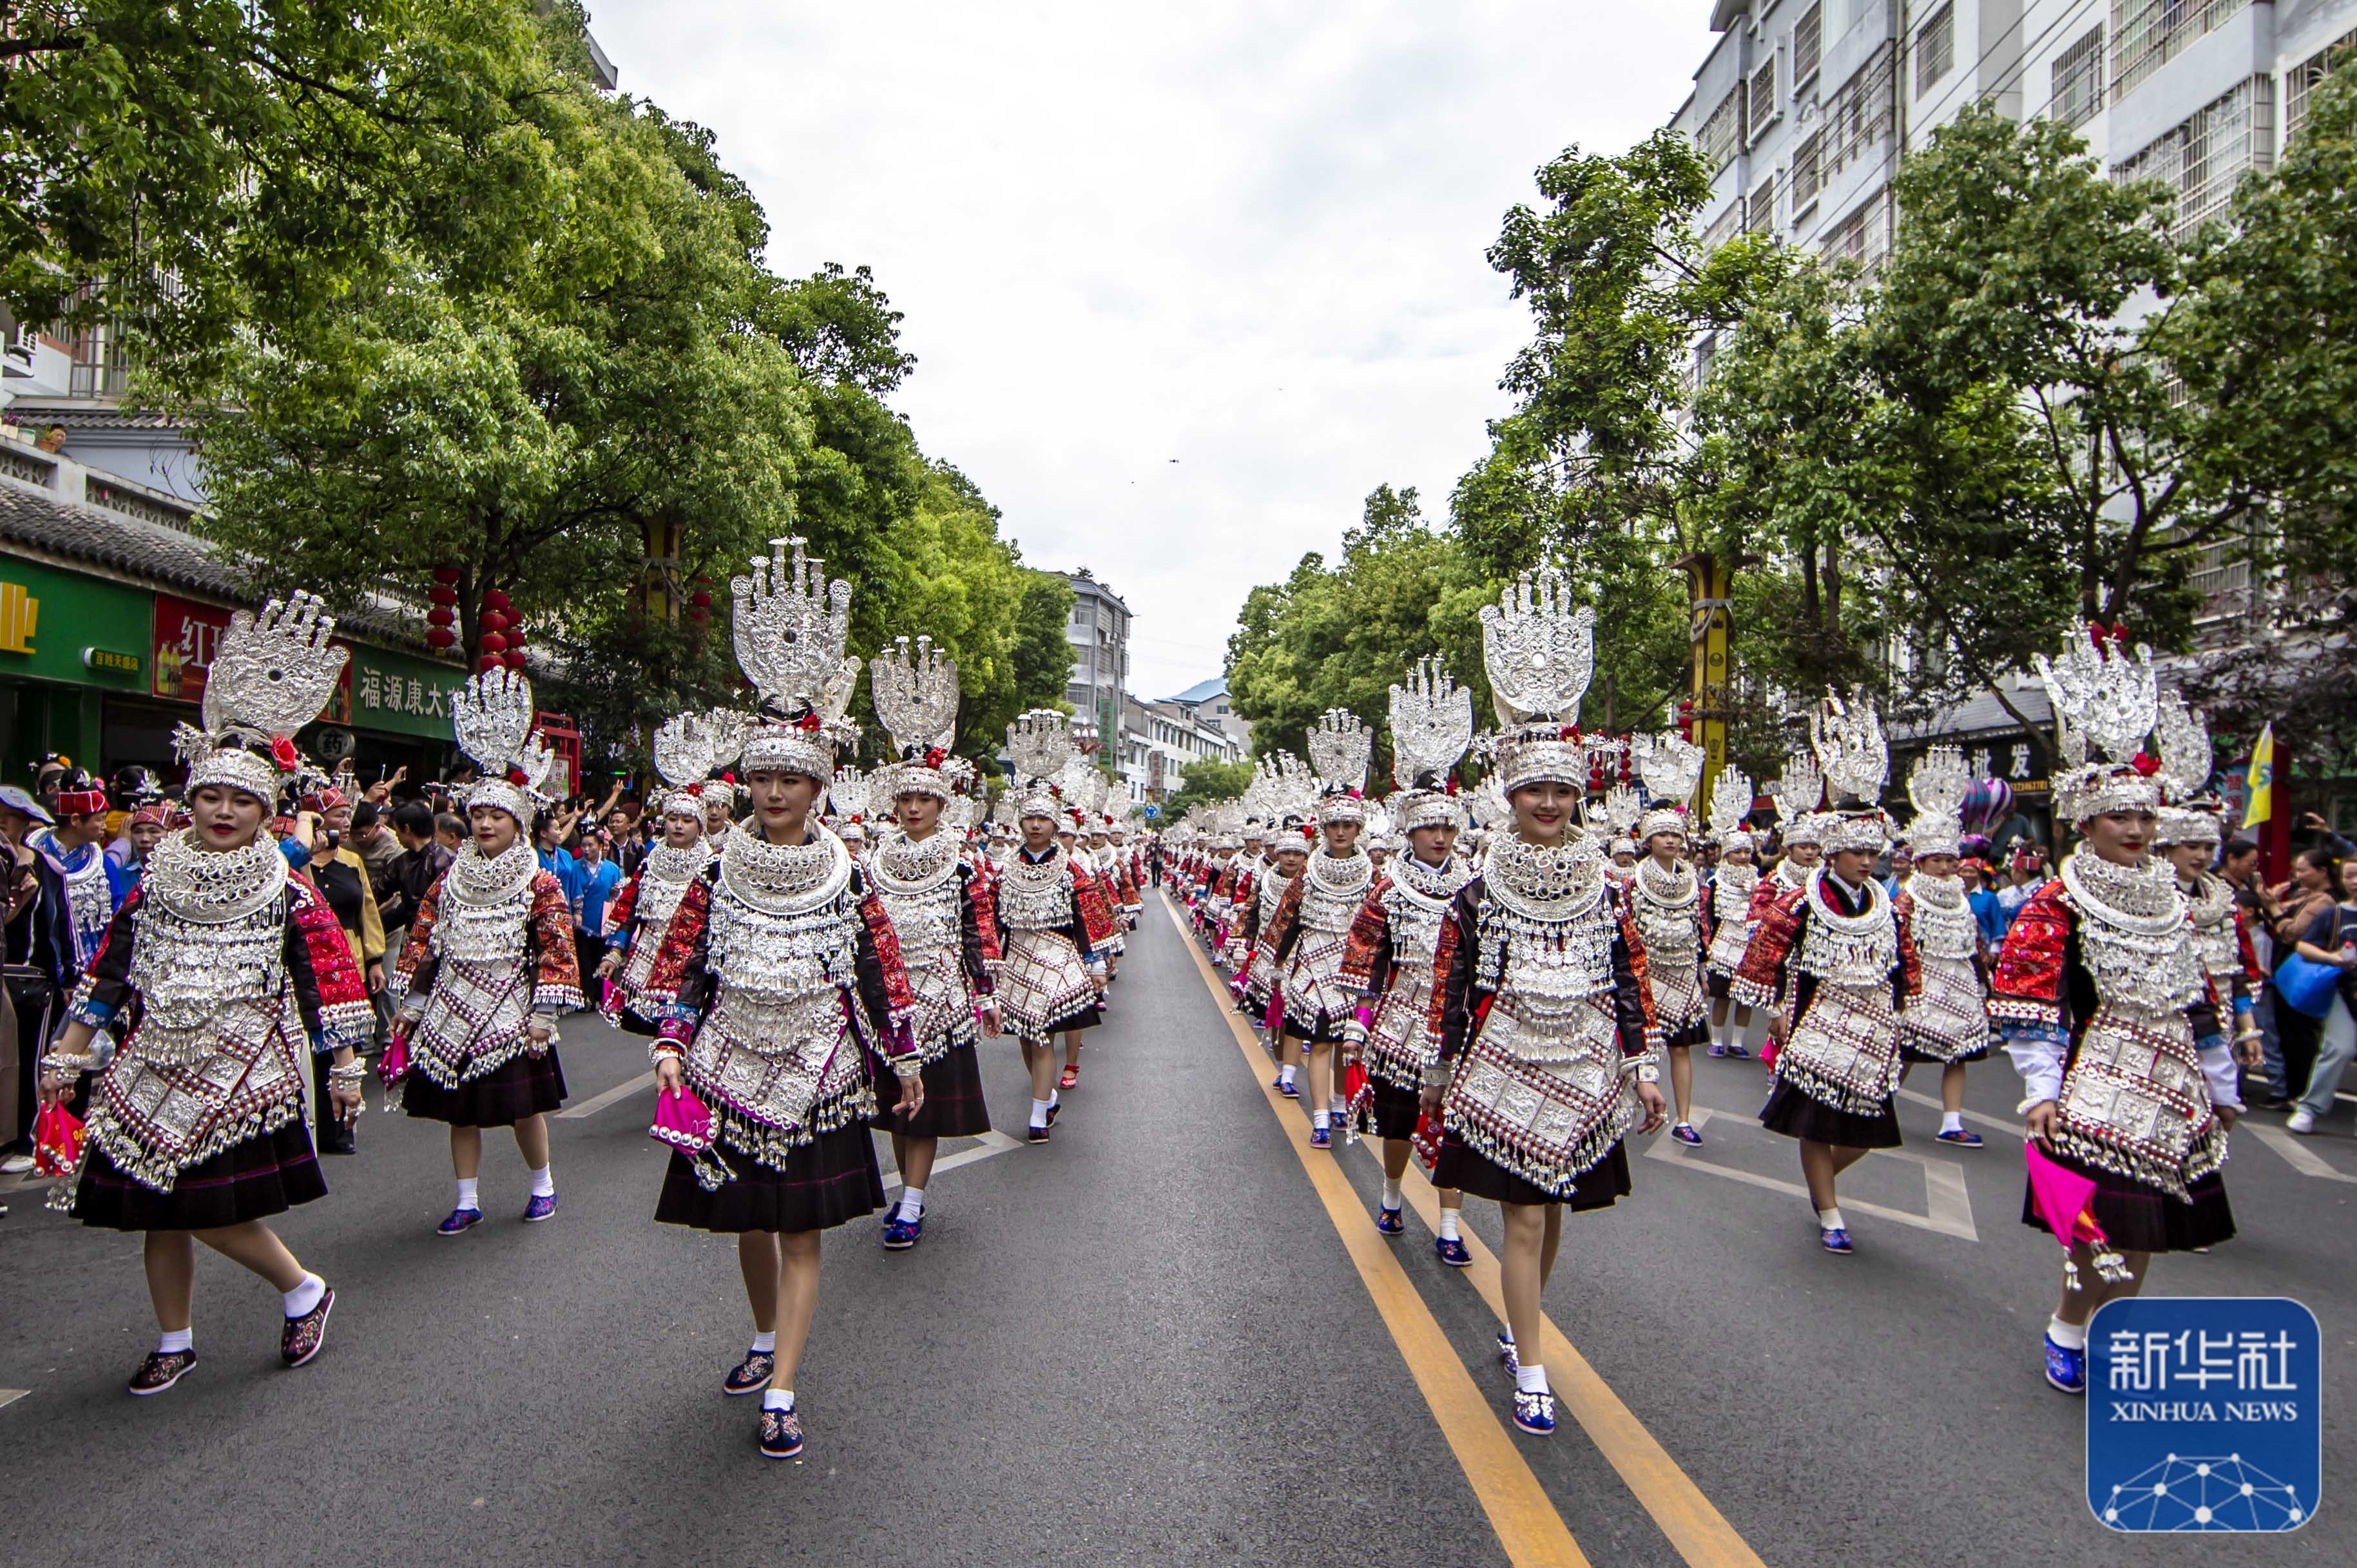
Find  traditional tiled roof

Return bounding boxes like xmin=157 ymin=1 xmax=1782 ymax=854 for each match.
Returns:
xmin=6 ymin=399 xmax=193 ymax=432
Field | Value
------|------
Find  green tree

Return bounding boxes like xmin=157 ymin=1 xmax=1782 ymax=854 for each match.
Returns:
xmin=1159 ymin=757 xmax=1254 ymax=822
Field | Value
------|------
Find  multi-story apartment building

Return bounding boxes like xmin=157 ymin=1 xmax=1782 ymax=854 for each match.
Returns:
xmin=1059 ymin=569 xmax=1131 ymax=743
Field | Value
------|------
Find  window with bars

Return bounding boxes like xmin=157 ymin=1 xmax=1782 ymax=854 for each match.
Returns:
xmin=2050 ymin=26 xmax=2105 ymax=128
xmin=1795 ymin=3 xmax=1822 ymax=83
xmin=2285 ymin=29 xmax=2357 ymax=142
xmin=1823 ymin=44 xmax=1896 ymax=185
xmin=2112 ymin=75 xmax=2275 ymax=240
xmin=1749 ymin=55 xmax=1780 ymax=140
xmin=1793 ymin=131 xmax=1825 ymax=211
xmin=2110 ymin=0 xmax=2249 ymax=106
xmin=1819 ymin=191 xmax=1893 ymax=270
xmin=2186 ymin=535 xmax=2253 ymax=624
xmin=1916 ymin=4 xmax=1955 ymax=96
xmin=1702 ymin=197 xmax=1745 ymax=251
xmin=1747 ymin=176 xmax=1776 ymax=233
xmin=1698 ymin=83 xmax=1747 ymax=173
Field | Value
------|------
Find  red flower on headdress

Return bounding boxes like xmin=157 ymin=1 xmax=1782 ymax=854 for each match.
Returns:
xmin=796 ymin=711 xmax=822 ymax=732
xmin=269 ymin=736 xmax=301 ymax=770
xmin=1347 ymin=786 xmax=1361 ymax=800
xmin=1559 ymin=725 xmax=1580 ymax=742
xmin=1444 ymin=779 xmax=1460 ymax=796
xmin=2130 ymin=752 xmax=2160 ymax=777
xmin=507 ymin=766 xmax=529 ymax=787
xmin=924 ymin=746 xmax=948 ymax=769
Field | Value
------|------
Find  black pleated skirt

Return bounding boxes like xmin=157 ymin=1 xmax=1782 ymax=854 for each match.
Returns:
xmin=654 ymin=1121 xmax=885 ymax=1235
xmin=867 ymin=1043 xmax=992 ymax=1139
xmin=2020 ymin=1152 xmax=2236 ymax=1254
xmin=1661 ymin=1013 xmax=1711 ymax=1049
xmin=1900 ymin=1040 xmax=1992 ymax=1066
xmin=1758 ymin=1079 xmax=1903 ymax=1149
xmin=73 ymin=1120 xmax=327 ymax=1232
xmin=403 ymin=1048 xmax=568 ymax=1128
xmin=1434 ymin=1134 xmax=1634 ymax=1210
xmin=1371 ymin=1078 xmax=1424 ymax=1142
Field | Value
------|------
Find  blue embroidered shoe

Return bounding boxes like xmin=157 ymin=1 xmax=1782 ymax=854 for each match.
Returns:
xmin=758 ymin=1406 xmax=805 ymax=1460
xmin=436 ymin=1207 xmax=484 ymax=1236
xmin=882 ymin=1213 xmax=922 ymax=1250
xmin=1512 ymin=1389 xmax=1557 ymax=1436
xmin=2044 ymin=1335 xmax=2087 ymax=1395
xmin=523 ymin=1192 xmax=558 ymax=1223
xmin=1435 ymin=1235 xmax=1473 ymax=1268
xmin=1707 ymin=1043 xmax=1729 ymax=1058
xmin=1375 ymin=1205 xmax=1405 ymax=1236
xmin=1724 ymin=1042 xmax=1750 ymax=1058
xmin=1309 ymin=1125 xmax=1332 ymax=1150
xmin=1026 ymin=1123 xmax=1052 ymax=1143
xmin=1669 ymin=1123 xmax=1702 ymax=1146
xmin=1936 ymin=1127 xmax=1985 ymax=1149
xmin=1820 ymin=1226 xmax=1854 ymax=1255
xmin=724 ymin=1350 xmax=775 ymax=1395
xmin=1274 ymin=1076 xmax=1300 ymax=1100
xmin=1497 ymin=1331 xmax=1519 ymax=1377
xmin=1046 ymin=1098 xmax=1061 ymax=1127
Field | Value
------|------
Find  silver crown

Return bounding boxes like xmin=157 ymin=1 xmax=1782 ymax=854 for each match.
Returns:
xmin=453 ymin=667 xmax=557 ymax=825
xmin=1905 ymin=745 xmax=1972 ymax=857
xmin=1770 ymin=752 xmax=1823 ymax=827
xmin=2036 ymin=621 xmax=2156 ymax=768
xmin=1006 ymin=708 xmax=1073 ymax=785
xmin=1809 ymin=687 xmax=1889 ymax=804
xmin=733 ymin=537 xmax=861 ymax=776
xmin=1635 ymin=732 xmax=1704 ymax=809
xmin=1706 ymin=766 xmax=1755 ymax=839
xmin=2153 ymin=689 xmax=2212 ymax=801
xmin=1481 ymin=570 xmax=1593 ymax=725
xmin=652 ymin=709 xmax=732 ymax=816
xmin=1389 ymin=657 xmax=1473 ymax=788
xmin=872 ymin=635 xmax=960 ymax=756
xmin=1596 ymin=782 xmax=1642 ymax=835
xmin=1307 ymin=708 xmax=1371 ymax=792
xmin=176 ymin=591 xmax=351 ymax=800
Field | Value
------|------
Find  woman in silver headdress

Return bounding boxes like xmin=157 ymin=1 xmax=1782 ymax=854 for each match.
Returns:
xmin=1267 ymin=711 xmax=1377 ymax=1149
xmin=1423 ymin=575 xmax=1666 ymax=1439
xmin=387 ymin=667 xmax=581 ymax=1235
xmin=1892 ymin=748 xmax=1992 ymax=1149
xmin=39 ymin=595 xmax=369 ymax=1394
xmin=636 ymin=539 xmax=924 ymax=1462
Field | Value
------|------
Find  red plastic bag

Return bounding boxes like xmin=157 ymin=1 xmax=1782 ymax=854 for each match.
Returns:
xmin=33 ymin=1100 xmax=86 ymax=1176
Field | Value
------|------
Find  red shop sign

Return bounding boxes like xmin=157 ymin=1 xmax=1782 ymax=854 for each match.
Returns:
xmin=151 ymin=593 xmax=352 ymax=722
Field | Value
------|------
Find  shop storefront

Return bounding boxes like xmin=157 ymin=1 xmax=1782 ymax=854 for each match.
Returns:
xmin=0 ymin=555 xmax=151 ymax=783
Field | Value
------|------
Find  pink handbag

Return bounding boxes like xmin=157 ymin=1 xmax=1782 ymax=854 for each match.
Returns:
xmin=651 ymin=1084 xmax=729 ymax=1191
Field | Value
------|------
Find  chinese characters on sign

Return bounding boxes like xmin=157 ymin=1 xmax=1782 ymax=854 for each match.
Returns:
xmin=2086 ymin=1297 xmax=2320 ymax=1533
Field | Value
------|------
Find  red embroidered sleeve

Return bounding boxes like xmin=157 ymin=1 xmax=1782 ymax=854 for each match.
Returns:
xmin=604 ymin=866 xmax=643 ymax=939
xmin=1338 ymin=878 xmax=1391 ymax=992
xmin=1424 ymin=899 xmax=1465 ymax=1063
xmin=2233 ymin=906 xmax=2262 ymax=991
xmin=1616 ymin=901 xmax=1661 ymax=1048
xmin=637 ymin=876 xmax=711 ymax=1010
xmin=287 ymin=875 xmax=374 ymax=1052
xmin=1265 ymin=873 xmax=1306 ymax=963
xmin=1989 ymin=881 xmax=2072 ymax=1028
xmin=858 ymin=889 xmax=920 ymax=1023
xmin=1074 ymin=869 xmax=1118 ymax=948
xmin=529 ymin=870 xmax=584 ymax=1011
xmin=965 ymin=856 xmax=1003 ymax=966
xmin=1730 ymin=886 xmax=1805 ymax=1010
xmin=1892 ymin=896 xmax=1923 ymax=1000
xmin=392 ymin=871 xmax=445 ymax=1000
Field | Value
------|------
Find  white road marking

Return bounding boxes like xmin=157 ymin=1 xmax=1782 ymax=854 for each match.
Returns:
xmin=880 ymin=1129 xmax=1025 ymax=1192
xmin=555 ymin=1071 xmax=655 ymax=1119
xmin=2240 ymin=1121 xmax=2357 ymax=1183
xmin=1646 ymin=1108 xmax=1980 ymax=1240
xmin=0 ymin=1390 xmax=27 ymax=1410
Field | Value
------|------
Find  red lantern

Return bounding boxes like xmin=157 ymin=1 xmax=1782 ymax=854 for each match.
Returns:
xmin=427 ymin=606 xmax=454 ymax=627
xmin=688 ymin=590 xmax=712 ymax=609
xmin=482 ymin=589 xmax=512 ymax=613
xmin=431 ymin=566 xmax=462 ymax=586
xmin=428 ymin=584 xmax=457 ymax=607
xmin=479 ymin=632 xmax=508 ymax=655
xmin=479 ymin=610 xmax=508 ymax=635
xmin=426 ymin=628 xmax=456 ymax=650
xmin=503 ymin=626 xmax=525 ymax=649
xmin=502 ymin=649 xmax=526 ymax=671
xmin=476 ymin=653 xmax=501 ymax=673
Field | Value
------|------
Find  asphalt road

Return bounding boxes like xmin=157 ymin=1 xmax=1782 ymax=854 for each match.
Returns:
xmin=3 ymin=894 xmax=2352 ymax=1567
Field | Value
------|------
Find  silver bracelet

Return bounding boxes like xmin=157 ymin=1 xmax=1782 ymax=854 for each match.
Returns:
xmin=325 ymin=1059 xmax=370 ymax=1086
xmin=40 ymin=1051 xmax=98 ymax=1076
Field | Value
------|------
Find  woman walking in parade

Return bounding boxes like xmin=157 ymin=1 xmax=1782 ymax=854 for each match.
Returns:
xmin=863 ymin=634 xmax=999 ymax=1248
xmin=1267 ymin=711 xmax=1376 ymax=1149
xmin=1425 ymin=574 xmax=1666 ymax=1436
xmin=1340 ymin=658 xmax=1477 ymax=1257
xmin=996 ymin=711 xmax=1115 ymax=1142
xmin=1891 ymin=749 xmax=1992 ymax=1148
xmin=385 ymin=667 xmax=580 ymax=1233
xmin=1701 ymin=769 xmax=1760 ymax=1058
xmin=1628 ymin=734 xmax=1710 ymax=1145
xmin=1735 ymin=690 xmax=1918 ymax=1257
xmin=39 ymin=595 xmax=369 ymax=1393
xmin=633 ymin=538 xmax=925 ymax=1460
xmin=596 ymin=711 xmax=727 ymax=1031
xmin=1993 ymin=628 xmax=2259 ymax=1395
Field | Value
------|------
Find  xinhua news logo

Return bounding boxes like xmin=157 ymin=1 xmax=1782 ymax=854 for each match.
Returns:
xmin=2086 ymin=1297 xmax=2320 ymax=1532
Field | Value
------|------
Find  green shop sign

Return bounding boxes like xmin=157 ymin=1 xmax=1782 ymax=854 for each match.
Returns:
xmin=0 ymin=555 xmax=149 ymax=689
xmin=342 ymin=644 xmax=472 ymax=739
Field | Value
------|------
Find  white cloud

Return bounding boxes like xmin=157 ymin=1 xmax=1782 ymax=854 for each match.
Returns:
xmin=586 ymin=1 xmax=1715 ymax=698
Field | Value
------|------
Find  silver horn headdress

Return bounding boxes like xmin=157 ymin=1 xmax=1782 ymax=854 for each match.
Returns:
xmin=1809 ymin=685 xmax=1892 ymax=854
xmin=1307 ymin=707 xmax=1372 ymax=825
xmin=1635 ymin=731 xmax=1705 ymax=842
xmin=1706 ymin=764 xmax=1756 ymax=854
xmin=2036 ymin=620 xmax=2160 ymax=825
xmin=1389 ymin=656 xmax=1473 ymax=832
xmin=1481 ymin=569 xmax=1595 ymax=794
xmin=454 ymin=665 xmax=557 ymax=827
xmin=1007 ymin=708 xmax=1073 ymax=821
xmin=733 ymin=536 xmax=861 ymax=780
xmin=2153 ymin=690 xmax=2221 ymax=848
xmin=1904 ymin=744 xmax=1972 ymax=858
xmin=174 ymin=591 xmax=349 ymax=803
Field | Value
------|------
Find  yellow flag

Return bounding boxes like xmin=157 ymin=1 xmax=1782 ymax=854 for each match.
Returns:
xmin=2241 ymin=722 xmax=2275 ymax=829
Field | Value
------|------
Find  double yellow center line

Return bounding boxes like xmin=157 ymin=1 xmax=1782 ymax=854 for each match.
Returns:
xmin=1161 ymin=894 xmax=1764 ymax=1568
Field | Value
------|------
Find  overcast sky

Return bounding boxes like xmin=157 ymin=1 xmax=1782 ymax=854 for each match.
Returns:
xmin=588 ymin=1 xmax=1716 ymax=699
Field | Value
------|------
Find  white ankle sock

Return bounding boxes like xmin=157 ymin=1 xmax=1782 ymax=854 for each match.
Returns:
xmin=158 ymin=1327 xmax=193 ymax=1355
xmin=1049 ymin=1087 xmax=1060 ymax=1109
xmin=1313 ymin=1109 xmax=1330 ymax=1129
xmin=1381 ymin=1178 xmax=1404 ymax=1208
xmin=1330 ymin=1096 xmax=1346 ymax=1115
xmin=528 ymin=1163 xmax=555 ymax=1198
xmin=1279 ymin=1065 xmax=1297 ymax=1087
xmin=281 ymin=1272 xmax=325 ymax=1319
xmin=898 ymin=1186 xmax=925 ymax=1221
xmin=1939 ymin=1111 xmax=1965 ymax=1134
xmin=751 ymin=1330 xmax=777 ymax=1353
xmin=2047 ymin=1315 xmax=2087 ymax=1350
xmin=1515 ymin=1362 xmax=1550 ymax=1395
xmin=1438 ymin=1210 xmax=1461 ymax=1241
xmin=1029 ymin=1098 xmax=1051 ymax=1129
xmin=762 ymin=1388 xmax=794 ymax=1412
xmin=1817 ymin=1207 xmax=1845 ymax=1231
xmin=456 ymin=1177 xmax=480 ymax=1212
